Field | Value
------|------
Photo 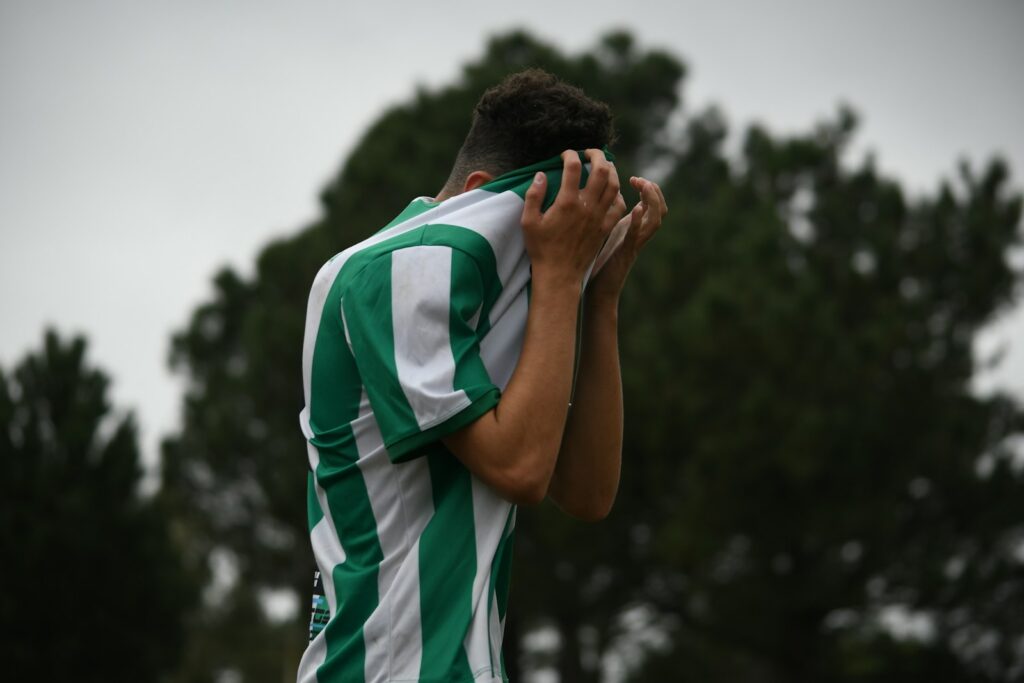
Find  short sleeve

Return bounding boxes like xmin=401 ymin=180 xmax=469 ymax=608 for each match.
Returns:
xmin=340 ymin=246 xmax=501 ymax=463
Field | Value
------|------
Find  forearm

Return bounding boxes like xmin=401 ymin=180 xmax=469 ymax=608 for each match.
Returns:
xmin=443 ymin=276 xmax=581 ymax=504
xmin=547 ymin=290 xmax=623 ymax=520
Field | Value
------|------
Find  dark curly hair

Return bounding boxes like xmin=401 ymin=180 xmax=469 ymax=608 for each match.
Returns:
xmin=442 ymin=69 xmax=615 ymax=195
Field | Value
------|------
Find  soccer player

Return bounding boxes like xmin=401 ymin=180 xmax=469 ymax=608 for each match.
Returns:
xmin=297 ymin=69 xmax=667 ymax=683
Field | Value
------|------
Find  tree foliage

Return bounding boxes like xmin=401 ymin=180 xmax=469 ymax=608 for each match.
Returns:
xmin=162 ymin=30 xmax=1024 ymax=682
xmin=0 ymin=330 xmax=195 ymax=682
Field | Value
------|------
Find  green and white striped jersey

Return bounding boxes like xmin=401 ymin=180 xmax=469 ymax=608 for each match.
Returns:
xmin=297 ymin=153 xmax=607 ymax=683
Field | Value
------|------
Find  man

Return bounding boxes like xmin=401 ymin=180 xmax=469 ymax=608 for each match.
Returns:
xmin=297 ymin=69 xmax=667 ymax=683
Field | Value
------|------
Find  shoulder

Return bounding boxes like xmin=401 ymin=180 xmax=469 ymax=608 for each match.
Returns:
xmin=339 ymin=238 xmax=494 ymax=300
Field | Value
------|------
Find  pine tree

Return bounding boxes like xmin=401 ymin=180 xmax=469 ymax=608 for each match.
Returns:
xmin=0 ymin=330 xmax=196 ymax=682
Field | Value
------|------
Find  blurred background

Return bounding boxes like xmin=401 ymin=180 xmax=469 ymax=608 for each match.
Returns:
xmin=2 ymin=1 xmax=1023 ymax=681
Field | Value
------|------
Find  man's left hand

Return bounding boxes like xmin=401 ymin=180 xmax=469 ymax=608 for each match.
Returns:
xmin=589 ymin=175 xmax=668 ymax=301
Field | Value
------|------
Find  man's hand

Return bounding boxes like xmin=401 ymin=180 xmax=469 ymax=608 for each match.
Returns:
xmin=521 ymin=149 xmax=623 ymax=290
xmin=546 ymin=175 xmax=664 ymax=520
xmin=440 ymin=149 xmax=625 ymax=506
xmin=588 ymin=176 xmax=668 ymax=301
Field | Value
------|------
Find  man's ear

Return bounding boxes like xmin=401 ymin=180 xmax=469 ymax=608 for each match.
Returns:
xmin=462 ymin=170 xmax=494 ymax=193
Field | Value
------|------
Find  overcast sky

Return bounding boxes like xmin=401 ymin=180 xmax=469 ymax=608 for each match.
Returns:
xmin=2 ymin=0 xmax=1022 ymax=472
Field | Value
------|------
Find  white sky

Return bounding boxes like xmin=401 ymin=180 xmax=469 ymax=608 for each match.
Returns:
xmin=2 ymin=0 xmax=1022 ymax=471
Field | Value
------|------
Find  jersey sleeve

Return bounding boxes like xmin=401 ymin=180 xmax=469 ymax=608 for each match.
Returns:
xmin=340 ymin=245 xmax=501 ymax=463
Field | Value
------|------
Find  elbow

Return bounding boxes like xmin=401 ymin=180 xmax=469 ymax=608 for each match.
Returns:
xmin=497 ymin=452 xmax=555 ymax=506
xmin=576 ymin=503 xmax=613 ymax=523
xmin=509 ymin=483 xmax=547 ymax=507
xmin=503 ymin=470 xmax=550 ymax=506
xmin=548 ymin=473 xmax=618 ymax=522
xmin=561 ymin=495 xmax=616 ymax=522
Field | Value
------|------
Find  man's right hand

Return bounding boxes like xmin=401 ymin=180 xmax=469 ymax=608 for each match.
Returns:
xmin=520 ymin=149 xmax=624 ymax=290
xmin=441 ymin=149 xmax=624 ymax=506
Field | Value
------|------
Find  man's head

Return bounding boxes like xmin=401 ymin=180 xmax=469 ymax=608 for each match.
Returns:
xmin=439 ymin=69 xmax=615 ymax=199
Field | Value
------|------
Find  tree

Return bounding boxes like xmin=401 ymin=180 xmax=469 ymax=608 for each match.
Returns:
xmin=613 ymin=107 xmax=1024 ymax=682
xmin=0 ymin=329 xmax=195 ymax=682
xmin=163 ymin=29 xmax=1024 ymax=682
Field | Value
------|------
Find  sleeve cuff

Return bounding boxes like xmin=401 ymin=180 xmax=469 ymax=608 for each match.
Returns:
xmin=385 ymin=388 xmax=501 ymax=463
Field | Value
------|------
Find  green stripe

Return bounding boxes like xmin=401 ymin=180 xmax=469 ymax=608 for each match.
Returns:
xmin=340 ymin=252 xmax=422 ymax=458
xmin=419 ymin=443 xmax=477 ymax=680
xmin=317 ymin=464 xmax=383 ymax=683
xmin=425 ymin=226 xmax=502 ymax=337
xmin=488 ymin=508 xmax=516 ymax=678
xmin=479 ymin=148 xmax=610 ymax=210
xmin=306 ymin=470 xmax=324 ymax=529
xmin=309 ymin=271 xmax=384 ymax=682
xmin=491 ymin=510 xmax=515 ymax=623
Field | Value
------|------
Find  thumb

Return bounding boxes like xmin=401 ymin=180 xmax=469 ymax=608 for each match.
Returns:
xmin=522 ymin=172 xmax=547 ymax=225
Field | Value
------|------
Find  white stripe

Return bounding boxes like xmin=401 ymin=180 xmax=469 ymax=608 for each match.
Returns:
xmin=478 ymin=287 xmax=529 ymax=390
xmin=489 ymin=590 xmax=503 ymax=678
xmin=389 ymin=454 xmax=435 ymax=679
xmin=301 ymin=257 xmax=346 ymax=408
xmin=295 ymin=630 xmax=326 ymax=683
xmin=306 ymin=443 xmax=346 ymax=616
xmin=390 ymin=246 xmax=470 ymax=429
xmin=383 ymin=537 xmax=426 ymax=680
xmin=295 ymin=443 xmax=347 ymax=683
xmin=463 ymin=478 xmax=513 ymax=678
xmin=354 ymin=390 xmax=431 ymax=683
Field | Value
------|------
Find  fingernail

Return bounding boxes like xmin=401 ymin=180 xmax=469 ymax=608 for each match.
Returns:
xmin=533 ymin=172 xmax=544 ymax=185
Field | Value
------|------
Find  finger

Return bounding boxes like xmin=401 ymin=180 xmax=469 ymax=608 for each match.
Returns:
xmin=651 ymin=181 xmax=668 ymax=215
xmin=603 ymin=192 xmax=627 ymax=232
xmin=629 ymin=175 xmax=644 ymax=196
xmin=633 ymin=177 xmax=667 ymax=217
xmin=522 ymin=172 xmax=547 ymax=225
xmin=581 ymin=148 xmax=611 ymax=204
xmin=611 ymin=202 xmax=644 ymax=255
xmin=641 ymin=179 xmax=661 ymax=215
xmin=630 ymin=201 xmax=644 ymax=229
xmin=638 ymin=185 xmax=665 ymax=244
xmin=597 ymin=162 xmax=621 ymax=218
xmin=558 ymin=150 xmax=583 ymax=201
xmin=613 ymin=192 xmax=627 ymax=217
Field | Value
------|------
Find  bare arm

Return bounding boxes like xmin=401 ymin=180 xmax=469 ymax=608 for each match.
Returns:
xmin=547 ymin=176 xmax=669 ymax=520
xmin=441 ymin=150 xmax=621 ymax=505
xmin=546 ymin=290 xmax=623 ymax=519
